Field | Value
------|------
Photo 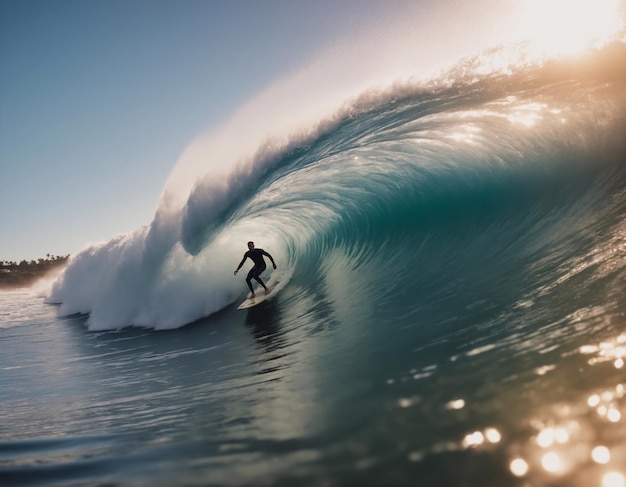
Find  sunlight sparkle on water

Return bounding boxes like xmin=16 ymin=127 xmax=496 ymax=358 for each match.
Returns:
xmin=603 ymin=472 xmax=626 ymax=487
xmin=462 ymin=431 xmax=485 ymax=448
xmin=504 ymin=354 xmax=626 ymax=485
xmin=607 ymin=407 xmax=622 ymax=422
xmin=580 ymin=345 xmax=626 ymax=423
xmin=592 ymin=445 xmax=611 ymax=464
xmin=510 ymin=457 xmax=529 ymax=477
xmin=541 ymin=451 xmax=563 ymax=473
xmin=461 ymin=427 xmax=502 ymax=448
xmin=398 ymin=398 xmax=412 ymax=408
xmin=589 ymin=394 xmax=601 ymax=407
xmin=537 ymin=426 xmax=570 ymax=448
xmin=445 ymin=399 xmax=465 ymax=410
xmin=484 ymin=428 xmax=501 ymax=443
xmin=583 ymin=334 xmax=626 ymax=366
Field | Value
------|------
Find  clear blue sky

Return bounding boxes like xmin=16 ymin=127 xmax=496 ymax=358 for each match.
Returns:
xmin=3 ymin=0 xmax=613 ymax=262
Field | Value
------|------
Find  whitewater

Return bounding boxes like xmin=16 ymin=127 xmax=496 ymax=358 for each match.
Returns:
xmin=3 ymin=38 xmax=626 ymax=487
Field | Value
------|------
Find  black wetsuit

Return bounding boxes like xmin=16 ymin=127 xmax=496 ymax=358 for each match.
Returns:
xmin=236 ymin=249 xmax=275 ymax=293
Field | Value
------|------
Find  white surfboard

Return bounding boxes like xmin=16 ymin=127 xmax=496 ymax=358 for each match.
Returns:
xmin=236 ymin=271 xmax=288 ymax=310
xmin=237 ymin=289 xmax=272 ymax=310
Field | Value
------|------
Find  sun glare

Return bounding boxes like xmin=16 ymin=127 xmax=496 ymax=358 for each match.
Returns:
xmin=511 ymin=0 xmax=624 ymax=56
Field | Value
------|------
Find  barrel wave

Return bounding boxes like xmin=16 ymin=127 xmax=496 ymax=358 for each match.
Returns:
xmin=48 ymin=41 xmax=626 ymax=334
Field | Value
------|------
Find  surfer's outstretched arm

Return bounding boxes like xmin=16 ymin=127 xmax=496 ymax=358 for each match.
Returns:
xmin=234 ymin=254 xmax=248 ymax=275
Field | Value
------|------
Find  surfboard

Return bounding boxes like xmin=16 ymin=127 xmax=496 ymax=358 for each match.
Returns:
xmin=236 ymin=272 xmax=286 ymax=310
xmin=237 ymin=289 xmax=272 ymax=310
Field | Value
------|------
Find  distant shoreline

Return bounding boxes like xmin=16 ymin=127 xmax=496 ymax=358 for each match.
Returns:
xmin=0 ymin=255 xmax=69 ymax=289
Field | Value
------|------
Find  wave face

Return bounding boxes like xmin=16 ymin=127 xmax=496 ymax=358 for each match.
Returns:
xmin=48 ymin=42 xmax=626 ymax=331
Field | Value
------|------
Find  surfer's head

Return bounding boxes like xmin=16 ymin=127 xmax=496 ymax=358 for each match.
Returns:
xmin=247 ymin=241 xmax=254 ymax=250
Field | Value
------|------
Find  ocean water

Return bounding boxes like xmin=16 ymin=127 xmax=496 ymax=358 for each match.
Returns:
xmin=2 ymin=41 xmax=626 ymax=486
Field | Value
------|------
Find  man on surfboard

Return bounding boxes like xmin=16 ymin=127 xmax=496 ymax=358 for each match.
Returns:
xmin=234 ymin=241 xmax=277 ymax=298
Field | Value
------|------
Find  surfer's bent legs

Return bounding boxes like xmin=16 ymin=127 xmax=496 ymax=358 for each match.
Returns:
xmin=246 ymin=264 xmax=267 ymax=293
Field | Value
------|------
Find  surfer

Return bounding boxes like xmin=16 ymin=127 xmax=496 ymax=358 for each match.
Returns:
xmin=234 ymin=241 xmax=277 ymax=298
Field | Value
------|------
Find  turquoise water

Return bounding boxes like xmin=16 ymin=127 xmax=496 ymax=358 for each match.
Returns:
xmin=3 ymin=43 xmax=626 ymax=486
